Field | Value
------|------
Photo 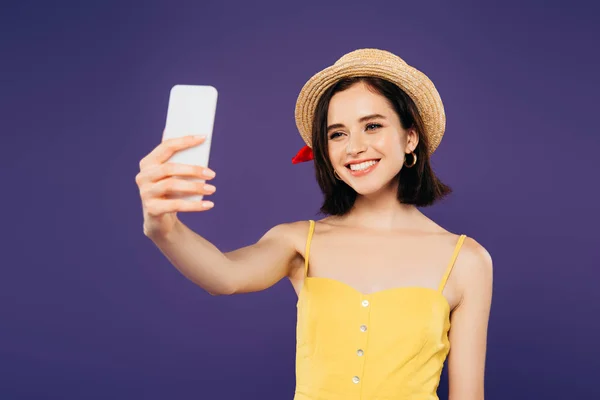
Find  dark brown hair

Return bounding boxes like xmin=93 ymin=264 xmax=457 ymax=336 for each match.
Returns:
xmin=311 ymin=76 xmax=452 ymax=216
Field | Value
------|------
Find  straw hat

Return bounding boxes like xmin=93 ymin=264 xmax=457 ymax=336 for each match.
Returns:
xmin=292 ymin=48 xmax=445 ymax=163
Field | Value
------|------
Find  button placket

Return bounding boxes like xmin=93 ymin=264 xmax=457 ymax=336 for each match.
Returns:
xmin=353 ymin=294 xmax=371 ymax=386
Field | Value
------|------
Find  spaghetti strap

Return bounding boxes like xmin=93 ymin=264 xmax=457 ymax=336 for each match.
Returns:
xmin=438 ymin=234 xmax=467 ymax=292
xmin=304 ymin=220 xmax=316 ymax=277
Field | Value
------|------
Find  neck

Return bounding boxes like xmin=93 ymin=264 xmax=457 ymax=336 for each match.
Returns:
xmin=343 ymin=182 xmax=422 ymax=231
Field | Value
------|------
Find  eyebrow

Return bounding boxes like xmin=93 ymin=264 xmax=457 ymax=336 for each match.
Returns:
xmin=327 ymin=114 xmax=387 ymax=132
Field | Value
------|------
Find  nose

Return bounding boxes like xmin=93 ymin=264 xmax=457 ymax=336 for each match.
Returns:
xmin=346 ymin=133 xmax=367 ymax=156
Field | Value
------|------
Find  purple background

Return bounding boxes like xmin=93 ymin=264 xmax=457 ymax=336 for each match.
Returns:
xmin=2 ymin=1 xmax=598 ymax=399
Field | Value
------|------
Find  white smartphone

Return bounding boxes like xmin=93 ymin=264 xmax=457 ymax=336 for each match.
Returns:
xmin=162 ymin=84 xmax=218 ymax=202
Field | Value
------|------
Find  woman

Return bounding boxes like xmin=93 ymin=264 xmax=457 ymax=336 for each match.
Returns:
xmin=136 ymin=49 xmax=493 ymax=399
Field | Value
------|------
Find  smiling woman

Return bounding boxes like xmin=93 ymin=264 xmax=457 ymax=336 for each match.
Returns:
xmin=137 ymin=47 xmax=492 ymax=400
xmin=310 ymin=76 xmax=452 ymax=215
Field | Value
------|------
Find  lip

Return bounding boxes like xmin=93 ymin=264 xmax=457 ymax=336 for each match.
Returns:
xmin=346 ymin=159 xmax=380 ymax=177
xmin=344 ymin=158 xmax=381 ymax=167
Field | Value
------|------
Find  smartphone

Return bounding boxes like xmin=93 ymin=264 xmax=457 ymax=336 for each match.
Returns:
xmin=162 ymin=84 xmax=218 ymax=202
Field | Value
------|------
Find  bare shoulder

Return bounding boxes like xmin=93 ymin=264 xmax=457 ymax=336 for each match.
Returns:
xmin=454 ymin=235 xmax=494 ymax=297
xmin=460 ymin=236 xmax=493 ymax=274
xmin=259 ymin=219 xmax=314 ymax=263
xmin=262 ymin=219 xmax=312 ymax=243
xmin=263 ymin=220 xmax=314 ymax=283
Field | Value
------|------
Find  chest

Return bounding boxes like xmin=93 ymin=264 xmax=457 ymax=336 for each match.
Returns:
xmin=309 ymin=234 xmax=453 ymax=293
xmin=289 ymin=229 xmax=463 ymax=311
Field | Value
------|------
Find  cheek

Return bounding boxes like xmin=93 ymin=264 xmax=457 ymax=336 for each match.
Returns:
xmin=328 ymin=142 xmax=345 ymax=160
xmin=373 ymin=132 xmax=406 ymax=158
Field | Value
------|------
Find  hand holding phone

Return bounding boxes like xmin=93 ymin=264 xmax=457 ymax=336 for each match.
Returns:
xmin=135 ymin=85 xmax=219 ymax=239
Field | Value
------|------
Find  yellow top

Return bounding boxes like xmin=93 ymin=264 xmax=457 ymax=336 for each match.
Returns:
xmin=294 ymin=220 xmax=467 ymax=400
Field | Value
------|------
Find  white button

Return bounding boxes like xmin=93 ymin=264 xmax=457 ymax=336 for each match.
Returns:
xmin=357 ymin=349 xmax=364 ymax=356
xmin=361 ymin=300 xmax=369 ymax=307
xmin=360 ymin=324 xmax=367 ymax=332
xmin=352 ymin=376 xmax=360 ymax=384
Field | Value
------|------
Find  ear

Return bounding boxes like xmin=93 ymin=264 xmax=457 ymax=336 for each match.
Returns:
xmin=406 ymin=127 xmax=419 ymax=153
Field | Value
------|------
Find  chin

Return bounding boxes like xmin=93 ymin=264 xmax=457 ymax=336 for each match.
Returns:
xmin=348 ymin=180 xmax=393 ymax=197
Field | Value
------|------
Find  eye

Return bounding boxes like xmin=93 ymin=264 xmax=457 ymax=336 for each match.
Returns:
xmin=366 ymin=123 xmax=382 ymax=131
xmin=329 ymin=131 xmax=344 ymax=139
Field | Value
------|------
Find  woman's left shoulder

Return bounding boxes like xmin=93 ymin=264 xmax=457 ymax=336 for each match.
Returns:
xmin=454 ymin=234 xmax=494 ymax=288
xmin=459 ymin=235 xmax=493 ymax=266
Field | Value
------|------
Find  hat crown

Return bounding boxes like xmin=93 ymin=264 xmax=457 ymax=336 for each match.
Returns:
xmin=295 ymin=48 xmax=445 ymax=155
xmin=334 ymin=48 xmax=408 ymax=66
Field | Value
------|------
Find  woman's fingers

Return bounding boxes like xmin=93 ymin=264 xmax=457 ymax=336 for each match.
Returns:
xmin=140 ymin=162 xmax=216 ymax=184
xmin=142 ymin=176 xmax=215 ymax=199
xmin=139 ymin=135 xmax=206 ymax=170
xmin=144 ymin=197 xmax=215 ymax=216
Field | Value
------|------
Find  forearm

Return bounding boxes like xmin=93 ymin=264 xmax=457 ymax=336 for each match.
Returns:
xmin=148 ymin=219 xmax=234 ymax=295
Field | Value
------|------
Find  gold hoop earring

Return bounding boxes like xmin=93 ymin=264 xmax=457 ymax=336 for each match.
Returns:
xmin=334 ymin=170 xmax=342 ymax=180
xmin=404 ymin=152 xmax=417 ymax=168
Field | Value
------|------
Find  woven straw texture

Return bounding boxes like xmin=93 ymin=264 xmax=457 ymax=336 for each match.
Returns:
xmin=294 ymin=49 xmax=446 ymax=155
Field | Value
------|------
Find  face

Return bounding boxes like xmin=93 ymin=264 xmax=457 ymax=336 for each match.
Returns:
xmin=326 ymin=82 xmax=418 ymax=195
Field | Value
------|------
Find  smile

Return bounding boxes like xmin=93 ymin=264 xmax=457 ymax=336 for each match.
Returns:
xmin=345 ymin=159 xmax=380 ymax=177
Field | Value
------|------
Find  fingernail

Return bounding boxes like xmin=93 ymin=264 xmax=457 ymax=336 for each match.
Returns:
xmin=203 ymin=169 xmax=216 ymax=178
xmin=204 ymin=184 xmax=216 ymax=192
xmin=202 ymin=201 xmax=214 ymax=208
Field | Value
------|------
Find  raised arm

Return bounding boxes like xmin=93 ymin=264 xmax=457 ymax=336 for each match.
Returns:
xmin=150 ymin=220 xmax=301 ymax=295
xmin=136 ymin=134 xmax=302 ymax=296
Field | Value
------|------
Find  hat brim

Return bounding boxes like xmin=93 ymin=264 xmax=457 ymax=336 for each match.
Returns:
xmin=294 ymin=55 xmax=446 ymax=155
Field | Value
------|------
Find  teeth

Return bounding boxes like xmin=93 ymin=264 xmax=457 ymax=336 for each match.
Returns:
xmin=349 ymin=160 xmax=378 ymax=171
